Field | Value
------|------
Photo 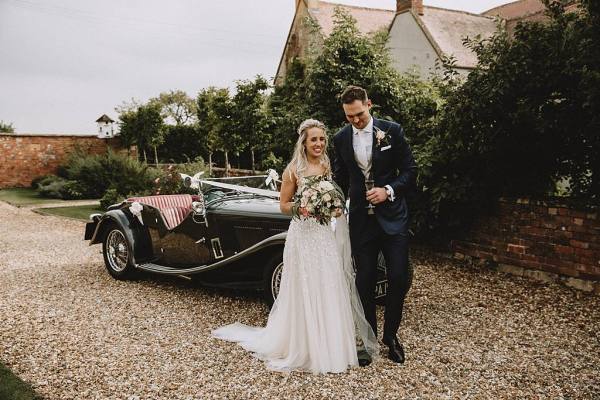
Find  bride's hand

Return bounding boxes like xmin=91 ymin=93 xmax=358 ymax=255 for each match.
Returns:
xmin=333 ymin=208 xmax=343 ymax=217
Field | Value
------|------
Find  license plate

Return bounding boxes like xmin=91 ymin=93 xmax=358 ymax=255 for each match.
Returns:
xmin=375 ymin=280 xmax=387 ymax=298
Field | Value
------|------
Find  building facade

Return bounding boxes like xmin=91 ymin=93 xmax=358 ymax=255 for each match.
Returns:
xmin=275 ymin=0 xmax=580 ymax=83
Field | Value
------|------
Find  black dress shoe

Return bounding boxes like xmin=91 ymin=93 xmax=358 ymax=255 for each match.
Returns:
xmin=382 ymin=336 xmax=405 ymax=364
xmin=357 ymin=349 xmax=372 ymax=367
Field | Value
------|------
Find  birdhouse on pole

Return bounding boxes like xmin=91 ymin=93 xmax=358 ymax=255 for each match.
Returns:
xmin=96 ymin=114 xmax=115 ymax=138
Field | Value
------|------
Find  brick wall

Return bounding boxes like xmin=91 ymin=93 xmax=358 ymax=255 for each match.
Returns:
xmin=452 ymin=198 xmax=600 ymax=287
xmin=0 ymin=134 xmax=130 ymax=188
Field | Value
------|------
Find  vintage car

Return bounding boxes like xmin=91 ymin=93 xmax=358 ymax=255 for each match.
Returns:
xmin=84 ymin=173 xmax=389 ymax=305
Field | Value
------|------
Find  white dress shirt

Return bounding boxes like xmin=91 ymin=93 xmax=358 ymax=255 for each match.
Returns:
xmin=352 ymin=118 xmax=395 ymax=202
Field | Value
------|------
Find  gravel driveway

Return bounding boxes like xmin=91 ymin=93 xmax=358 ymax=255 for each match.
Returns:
xmin=1 ymin=201 xmax=599 ymax=399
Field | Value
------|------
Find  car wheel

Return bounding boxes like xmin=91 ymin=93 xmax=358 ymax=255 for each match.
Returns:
xmin=262 ymin=250 xmax=284 ymax=307
xmin=102 ymin=225 xmax=136 ymax=280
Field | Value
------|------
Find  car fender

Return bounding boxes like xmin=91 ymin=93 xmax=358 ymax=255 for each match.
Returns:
xmin=90 ymin=209 xmax=152 ymax=264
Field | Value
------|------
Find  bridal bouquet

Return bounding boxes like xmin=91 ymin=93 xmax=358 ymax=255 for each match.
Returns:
xmin=292 ymin=179 xmax=345 ymax=225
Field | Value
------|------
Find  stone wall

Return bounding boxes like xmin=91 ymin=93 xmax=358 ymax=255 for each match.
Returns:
xmin=0 ymin=133 xmax=129 ymax=188
xmin=452 ymin=198 xmax=600 ymax=293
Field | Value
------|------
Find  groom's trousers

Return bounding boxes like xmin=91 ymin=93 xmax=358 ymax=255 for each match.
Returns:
xmin=354 ymin=215 xmax=411 ymax=339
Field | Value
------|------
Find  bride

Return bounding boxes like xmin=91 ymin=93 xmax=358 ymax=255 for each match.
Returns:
xmin=212 ymin=119 xmax=378 ymax=374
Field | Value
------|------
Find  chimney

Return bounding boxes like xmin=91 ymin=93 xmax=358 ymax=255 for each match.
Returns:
xmin=396 ymin=0 xmax=423 ymax=15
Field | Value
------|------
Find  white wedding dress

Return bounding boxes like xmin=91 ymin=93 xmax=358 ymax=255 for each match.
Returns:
xmin=212 ymin=175 xmax=378 ymax=374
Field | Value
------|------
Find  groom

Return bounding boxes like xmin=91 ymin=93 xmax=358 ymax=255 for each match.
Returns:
xmin=333 ymin=86 xmax=417 ymax=364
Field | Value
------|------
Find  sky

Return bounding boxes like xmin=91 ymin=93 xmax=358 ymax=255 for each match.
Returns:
xmin=0 ymin=0 xmax=512 ymax=134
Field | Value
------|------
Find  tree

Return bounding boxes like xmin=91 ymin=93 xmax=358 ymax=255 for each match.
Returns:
xmin=149 ymin=90 xmax=197 ymax=126
xmin=0 ymin=120 xmax=15 ymax=133
xmin=116 ymin=109 xmax=138 ymax=155
xmin=266 ymin=59 xmax=311 ymax=169
xmin=140 ymin=103 xmax=167 ymax=166
xmin=158 ymin=125 xmax=204 ymax=163
xmin=117 ymin=103 xmax=164 ymax=164
xmin=410 ymin=0 xmax=600 ymax=237
xmin=305 ymin=6 xmax=401 ymax=131
xmin=210 ymin=88 xmax=239 ymax=174
xmin=197 ymin=87 xmax=229 ymax=174
xmin=442 ymin=0 xmax=599 ymax=198
xmin=231 ymin=76 xmax=269 ymax=171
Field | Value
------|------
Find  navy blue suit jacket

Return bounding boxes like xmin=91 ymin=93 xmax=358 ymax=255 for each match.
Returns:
xmin=333 ymin=118 xmax=417 ymax=244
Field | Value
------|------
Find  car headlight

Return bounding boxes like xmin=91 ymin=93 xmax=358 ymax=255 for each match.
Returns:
xmin=192 ymin=201 xmax=205 ymax=215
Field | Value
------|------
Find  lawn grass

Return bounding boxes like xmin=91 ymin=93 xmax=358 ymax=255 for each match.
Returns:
xmin=0 ymin=361 xmax=41 ymax=400
xmin=35 ymin=204 xmax=104 ymax=221
xmin=0 ymin=188 xmax=63 ymax=207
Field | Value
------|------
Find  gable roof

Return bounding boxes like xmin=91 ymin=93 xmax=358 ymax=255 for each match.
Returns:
xmin=275 ymin=1 xmax=395 ymax=84
xmin=309 ymin=1 xmax=395 ymax=37
xmin=482 ymin=0 xmax=546 ymax=20
xmin=96 ymin=114 xmax=114 ymax=123
xmin=413 ymin=6 xmax=497 ymax=69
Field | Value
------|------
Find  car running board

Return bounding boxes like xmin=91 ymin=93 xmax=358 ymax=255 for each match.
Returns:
xmin=136 ymin=262 xmax=215 ymax=275
xmin=135 ymin=232 xmax=287 ymax=276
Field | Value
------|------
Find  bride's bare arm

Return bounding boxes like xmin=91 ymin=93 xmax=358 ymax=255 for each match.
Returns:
xmin=279 ymin=166 xmax=297 ymax=215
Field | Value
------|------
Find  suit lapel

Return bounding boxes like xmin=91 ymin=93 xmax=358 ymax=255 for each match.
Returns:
xmin=371 ymin=117 xmax=380 ymax=177
xmin=343 ymin=125 xmax=363 ymax=177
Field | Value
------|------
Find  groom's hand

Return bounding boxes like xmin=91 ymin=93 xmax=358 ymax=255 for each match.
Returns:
xmin=366 ymin=187 xmax=388 ymax=205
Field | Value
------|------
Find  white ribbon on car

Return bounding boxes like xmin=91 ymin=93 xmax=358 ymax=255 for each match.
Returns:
xmin=264 ymin=169 xmax=280 ymax=190
xmin=129 ymin=201 xmax=144 ymax=225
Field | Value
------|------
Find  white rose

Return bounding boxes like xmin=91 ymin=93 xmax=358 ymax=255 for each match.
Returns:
xmin=319 ymin=181 xmax=334 ymax=191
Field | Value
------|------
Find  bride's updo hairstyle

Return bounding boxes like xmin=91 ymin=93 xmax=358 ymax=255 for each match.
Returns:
xmin=289 ymin=118 xmax=331 ymax=180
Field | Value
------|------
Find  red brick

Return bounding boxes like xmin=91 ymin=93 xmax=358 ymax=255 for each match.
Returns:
xmin=578 ymin=257 xmax=599 ymax=266
xmin=0 ymin=134 xmax=130 ymax=188
xmin=507 ymin=244 xmax=526 ymax=254
xmin=569 ymin=210 xmax=588 ymax=219
xmin=558 ymin=208 xmax=569 ymax=216
xmin=574 ymin=247 xmax=595 ymax=258
xmin=554 ymin=245 xmax=573 ymax=255
xmin=569 ymin=240 xmax=590 ymax=249
xmin=534 ymin=206 xmax=548 ymax=214
xmin=575 ymin=263 xmax=600 ymax=275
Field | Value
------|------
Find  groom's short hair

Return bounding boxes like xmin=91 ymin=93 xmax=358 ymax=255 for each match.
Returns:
xmin=340 ymin=86 xmax=368 ymax=104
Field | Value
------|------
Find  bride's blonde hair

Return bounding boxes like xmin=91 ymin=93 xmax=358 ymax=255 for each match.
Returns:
xmin=288 ymin=119 xmax=331 ymax=181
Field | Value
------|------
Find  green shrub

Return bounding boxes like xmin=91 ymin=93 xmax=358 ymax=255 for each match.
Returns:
xmin=36 ymin=175 xmax=83 ymax=200
xmin=176 ymin=158 xmax=209 ymax=178
xmin=99 ymin=188 xmax=123 ymax=209
xmin=61 ymin=149 xmax=159 ymax=199
xmin=31 ymin=174 xmax=54 ymax=189
xmin=405 ymin=1 xmax=600 ymax=239
xmin=260 ymin=152 xmax=285 ymax=173
xmin=61 ymin=180 xmax=86 ymax=199
xmin=153 ymin=159 xmax=209 ymax=195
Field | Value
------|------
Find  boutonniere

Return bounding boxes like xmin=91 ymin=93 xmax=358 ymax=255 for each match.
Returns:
xmin=374 ymin=127 xmax=390 ymax=147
